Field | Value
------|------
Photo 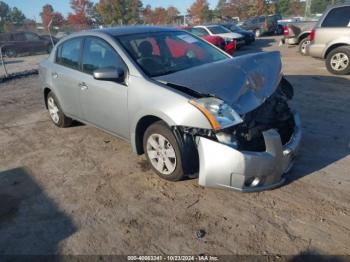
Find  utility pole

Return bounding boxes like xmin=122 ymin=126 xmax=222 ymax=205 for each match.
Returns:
xmin=305 ymin=0 xmax=312 ymax=18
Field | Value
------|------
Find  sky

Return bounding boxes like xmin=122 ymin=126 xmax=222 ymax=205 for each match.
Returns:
xmin=3 ymin=0 xmax=218 ymax=21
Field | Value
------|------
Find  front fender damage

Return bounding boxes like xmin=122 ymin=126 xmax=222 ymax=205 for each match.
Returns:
xmin=174 ymin=77 xmax=302 ymax=192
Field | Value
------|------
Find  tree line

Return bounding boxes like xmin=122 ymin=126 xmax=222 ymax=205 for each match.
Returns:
xmin=0 ymin=0 xmax=342 ymax=33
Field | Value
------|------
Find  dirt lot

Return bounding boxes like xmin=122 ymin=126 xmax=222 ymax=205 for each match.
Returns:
xmin=0 ymin=36 xmax=349 ymax=256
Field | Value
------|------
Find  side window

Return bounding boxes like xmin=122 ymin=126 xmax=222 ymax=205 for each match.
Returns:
xmin=192 ymin=28 xmax=209 ymax=36
xmin=56 ymin=38 xmax=82 ymax=70
xmin=25 ymin=32 xmax=40 ymax=41
xmin=322 ymin=7 xmax=350 ymax=27
xmin=13 ymin=33 xmax=26 ymax=41
xmin=82 ymin=37 xmax=124 ymax=75
xmin=259 ymin=17 xmax=265 ymax=23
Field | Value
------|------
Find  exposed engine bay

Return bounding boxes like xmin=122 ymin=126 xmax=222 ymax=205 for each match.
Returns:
xmin=220 ymin=77 xmax=295 ymax=151
xmin=177 ymin=77 xmax=296 ymax=153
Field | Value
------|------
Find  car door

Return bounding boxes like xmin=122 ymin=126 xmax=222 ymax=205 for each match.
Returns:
xmin=24 ymin=32 xmax=43 ymax=53
xmin=78 ymin=36 xmax=129 ymax=138
xmin=52 ymin=37 xmax=84 ymax=118
xmin=24 ymin=32 xmax=45 ymax=53
xmin=12 ymin=33 xmax=27 ymax=54
xmin=317 ymin=6 xmax=350 ymax=48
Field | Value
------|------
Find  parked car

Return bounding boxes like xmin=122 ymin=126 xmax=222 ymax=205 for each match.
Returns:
xmin=40 ymin=34 xmax=59 ymax=44
xmin=283 ymin=21 xmax=317 ymax=55
xmin=240 ymin=14 xmax=282 ymax=38
xmin=39 ymin=26 xmax=301 ymax=192
xmin=0 ymin=31 xmax=53 ymax=57
xmin=194 ymin=25 xmax=245 ymax=49
xmin=180 ymin=26 xmax=236 ymax=55
xmin=309 ymin=3 xmax=350 ymax=75
xmin=220 ymin=23 xmax=255 ymax=45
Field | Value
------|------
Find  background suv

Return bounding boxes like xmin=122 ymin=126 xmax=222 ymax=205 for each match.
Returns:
xmin=309 ymin=3 xmax=350 ymax=75
xmin=240 ymin=14 xmax=281 ymax=38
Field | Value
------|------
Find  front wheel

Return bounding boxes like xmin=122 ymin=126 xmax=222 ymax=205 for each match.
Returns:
xmin=299 ymin=37 xmax=311 ymax=56
xmin=143 ymin=121 xmax=186 ymax=181
xmin=326 ymin=46 xmax=350 ymax=75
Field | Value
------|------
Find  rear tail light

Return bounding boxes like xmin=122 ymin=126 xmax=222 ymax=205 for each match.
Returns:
xmin=310 ymin=28 xmax=316 ymax=42
xmin=283 ymin=26 xmax=289 ymax=36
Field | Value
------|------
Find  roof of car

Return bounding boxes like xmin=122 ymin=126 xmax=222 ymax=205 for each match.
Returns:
xmin=94 ymin=26 xmax=179 ymax=36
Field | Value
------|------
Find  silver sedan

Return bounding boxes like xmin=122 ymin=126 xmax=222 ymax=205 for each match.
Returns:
xmin=39 ymin=26 xmax=301 ymax=192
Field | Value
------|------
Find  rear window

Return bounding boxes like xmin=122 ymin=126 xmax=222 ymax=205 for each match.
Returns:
xmin=56 ymin=37 xmax=82 ymax=70
xmin=322 ymin=6 xmax=350 ymax=27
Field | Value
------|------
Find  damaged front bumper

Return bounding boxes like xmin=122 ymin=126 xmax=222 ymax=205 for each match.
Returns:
xmin=196 ymin=113 xmax=302 ymax=192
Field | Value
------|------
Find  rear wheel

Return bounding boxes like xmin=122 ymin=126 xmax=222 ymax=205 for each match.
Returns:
xmin=143 ymin=121 xmax=186 ymax=181
xmin=326 ymin=46 xmax=350 ymax=75
xmin=298 ymin=37 xmax=311 ymax=56
xmin=46 ymin=92 xmax=72 ymax=128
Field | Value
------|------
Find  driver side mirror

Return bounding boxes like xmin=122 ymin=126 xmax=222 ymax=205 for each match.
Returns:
xmin=93 ymin=67 xmax=125 ymax=83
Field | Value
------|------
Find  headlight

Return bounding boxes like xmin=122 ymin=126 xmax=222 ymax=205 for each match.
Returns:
xmin=189 ymin=97 xmax=243 ymax=131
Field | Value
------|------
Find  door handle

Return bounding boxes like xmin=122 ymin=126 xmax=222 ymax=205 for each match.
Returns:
xmin=52 ymin=72 xmax=58 ymax=78
xmin=79 ymin=82 xmax=88 ymax=91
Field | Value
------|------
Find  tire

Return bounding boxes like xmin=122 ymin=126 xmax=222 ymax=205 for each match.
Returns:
xmin=4 ymin=48 xmax=17 ymax=57
xmin=298 ymin=37 xmax=311 ymax=56
xmin=255 ymin=29 xmax=261 ymax=38
xmin=326 ymin=46 xmax=350 ymax=75
xmin=143 ymin=121 xmax=186 ymax=181
xmin=46 ymin=91 xmax=72 ymax=128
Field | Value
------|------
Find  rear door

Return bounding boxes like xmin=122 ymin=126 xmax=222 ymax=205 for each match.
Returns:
xmin=78 ymin=36 xmax=129 ymax=138
xmin=318 ymin=6 xmax=350 ymax=45
xmin=52 ymin=37 xmax=84 ymax=118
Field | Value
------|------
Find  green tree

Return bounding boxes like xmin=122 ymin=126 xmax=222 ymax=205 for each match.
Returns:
xmin=97 ymin=0 xmax=143 ymax=25
xmin=311 ymin=0 xmax=332 ymax=13
xmin=0 ymin=1 xmax=10 ymax=31
xmin=9 ymin=7 xmax=26 ymax=24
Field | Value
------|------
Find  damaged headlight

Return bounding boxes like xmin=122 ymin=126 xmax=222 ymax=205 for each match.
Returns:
xmin=189 ymin=97 xmax=243 ymax=131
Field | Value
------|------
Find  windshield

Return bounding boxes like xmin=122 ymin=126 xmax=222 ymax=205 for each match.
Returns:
xmin=117 ymin=31 xmax=228 ymax=77
xmin=207 ymin=26 xmax=231 ymax=34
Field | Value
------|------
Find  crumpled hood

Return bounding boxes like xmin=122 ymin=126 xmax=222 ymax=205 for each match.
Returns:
xmin=155 ymin=51 xmax=282 ymax=114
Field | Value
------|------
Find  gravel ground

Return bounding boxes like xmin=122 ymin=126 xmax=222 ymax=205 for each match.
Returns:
xmin=0 ymin=54 xmax=47 ymax=77
xmin=0 ymin=36 xmax=349 ymax=256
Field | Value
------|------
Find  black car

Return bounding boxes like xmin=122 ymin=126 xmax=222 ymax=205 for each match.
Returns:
xmin=0 ymin=31 xmax=54 ymax=57
xmin=221 ymin=23 xmax=255 ymax=45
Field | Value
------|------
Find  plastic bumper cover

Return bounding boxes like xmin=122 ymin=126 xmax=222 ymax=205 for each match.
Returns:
xmin=196 ymin=113 xmax=302 ymax=192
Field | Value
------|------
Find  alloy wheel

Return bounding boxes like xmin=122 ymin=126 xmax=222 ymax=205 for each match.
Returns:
xmin=146 ymin=133 xmax=176 ymax=175
xmin=330 ymin=52 xmax=349 ymax=71
xmin=301 ymin=40 xmax=310 ymax=55
xmin=47 ymin=97 xmax=60 ymax=124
